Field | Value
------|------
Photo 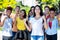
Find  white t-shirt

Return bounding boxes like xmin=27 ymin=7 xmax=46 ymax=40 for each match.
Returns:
xmin=29 ymin=17 xmax=44 ymax=36
xmin=2 ymin=17 xmax=12 ymax=37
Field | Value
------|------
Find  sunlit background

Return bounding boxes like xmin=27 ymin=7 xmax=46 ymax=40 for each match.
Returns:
xmin=0 ymin=0 xmax=60 ymax=13
xmin=0 ymin=0 xmax=60 ymax=40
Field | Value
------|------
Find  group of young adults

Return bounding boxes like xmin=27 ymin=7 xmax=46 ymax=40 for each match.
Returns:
xmin=0 ymin=5 xmax=60 ymax=40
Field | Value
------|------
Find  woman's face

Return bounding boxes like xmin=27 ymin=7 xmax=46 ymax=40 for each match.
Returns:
xmin=31 ymin=8 xmax=34 ymax=13
xmin=35 ymin=7 xmax=40 ymax=15
xmin=19 ymin=11 xmax=24 ymax=19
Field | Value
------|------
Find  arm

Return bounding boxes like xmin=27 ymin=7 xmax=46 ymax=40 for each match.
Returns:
xmin=12 ymin=16 xmax=18 ymax=32
xmin=1 ymin=17 xmax=7 ymax=26
xmin=24 ymin=19 xmax=32 ymax=32
xmin=43 ymin=16 xmax=48 ymax=30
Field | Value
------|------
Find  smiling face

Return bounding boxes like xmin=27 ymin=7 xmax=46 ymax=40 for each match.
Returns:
xmin=45 ymin=7 xmax=50 ymax=14
xmin=50 ymin=11 xmax=55 ymax=18
xmin=34 ymin=5 xmax=43 ymax=17
xmin=6 ymin=7 xmax=12 ymax=17
xmin=6 ymin=10 xmax=12 ymax=17
xmin=15 ymin=7 xmax=20 ymax=14
xmin=19 ymin=10 xmax=25 ymax=19
xmin=35 ymin=6 xmax=40 ymax=15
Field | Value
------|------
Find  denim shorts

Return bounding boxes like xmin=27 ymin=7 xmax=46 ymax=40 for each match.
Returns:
xmin=31 ymin=35 xmax=44 ymax=40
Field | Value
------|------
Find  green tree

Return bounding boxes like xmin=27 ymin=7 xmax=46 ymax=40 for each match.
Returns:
xmin=37 ymin=0 xmax=59 ymax=11
xmin=0 ymin=0 xmax=16 ymax=11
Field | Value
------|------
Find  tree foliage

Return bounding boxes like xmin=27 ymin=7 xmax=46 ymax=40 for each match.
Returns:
xmin=37 ymin=0 xmax=60 ymax=11
xmin=0 ymin=0 xmax=16 ymax=11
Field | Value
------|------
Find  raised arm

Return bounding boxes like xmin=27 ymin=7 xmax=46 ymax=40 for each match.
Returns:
xmin=24 ymin=19 xmax=32 ymax=32
xmin=1 ymin=17 xmax=7 ymax=26
xmin=42 ymin=15 xmax=48 ymax=30
xmin=12 ymin=15 xmax=18 ymax=32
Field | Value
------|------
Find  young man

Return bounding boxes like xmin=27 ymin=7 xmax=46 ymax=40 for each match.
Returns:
xmin=1 ymin=6 xmax=13 ymax=40
xmin=46 ymin=8 xmax=58 ymax=40
xmin=12 ymin=6 xmax=20 ymax=40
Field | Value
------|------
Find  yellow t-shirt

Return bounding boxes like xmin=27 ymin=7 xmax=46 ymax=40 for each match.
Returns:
xmin=16 ymin=17 xmax=26 ymax=30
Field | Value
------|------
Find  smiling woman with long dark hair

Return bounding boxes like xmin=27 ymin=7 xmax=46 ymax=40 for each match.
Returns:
xmin=28 ymin=6 xmax=35 ymax=20
xmin=25 ymin=5 xmax=48 ymax=40
xmin=14 ymin=9 xmax=28 ymax=40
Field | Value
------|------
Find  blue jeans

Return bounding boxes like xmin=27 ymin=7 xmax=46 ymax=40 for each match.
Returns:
xmin=46 ymin=34 xmax=57 ymax=40
xmin=31 ymin=35 xmax=44 ymax=40
xmin=12 ymin=31 xmax=17 ymax=40
xmin=3 ymin=36 xmax=12 ymax=40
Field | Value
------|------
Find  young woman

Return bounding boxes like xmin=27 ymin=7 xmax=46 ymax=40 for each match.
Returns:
xmin=28 ymin=6 xmax=35 ymax=20
xmin=25 ymin=5 xmax=48 ymax=40
xmin=14 ymin=9 xmax=28 ymax=40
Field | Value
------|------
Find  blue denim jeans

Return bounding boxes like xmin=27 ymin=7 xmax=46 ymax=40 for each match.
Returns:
xmin=3 ymin=36 xmax=12 ymax=40
xmin=31 ymin=35 xmax=44 ymax=40
xmin=12 ymin=31 xmax=17 ymax=40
